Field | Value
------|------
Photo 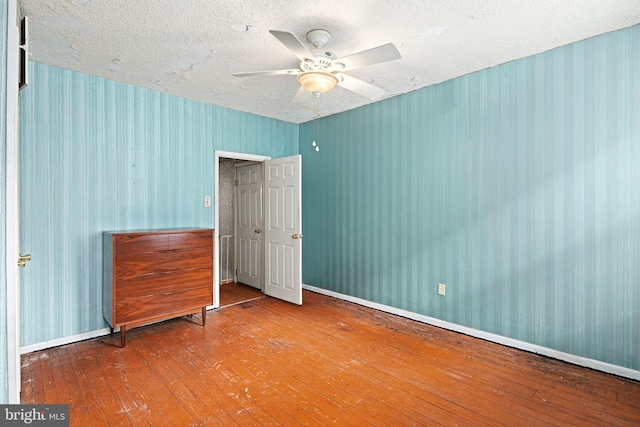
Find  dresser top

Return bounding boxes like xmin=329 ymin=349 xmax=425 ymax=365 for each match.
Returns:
xmin=104 ymin=228 xmax=213 ymax=236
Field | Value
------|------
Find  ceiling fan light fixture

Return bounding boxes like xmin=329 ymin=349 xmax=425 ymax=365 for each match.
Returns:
xmin=297 ymin=71 xmax=339 ymax=94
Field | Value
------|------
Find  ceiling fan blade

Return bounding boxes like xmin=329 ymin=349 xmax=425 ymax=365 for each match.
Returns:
xmin=269 ymin=30 xmax=315 ymax=62
xmin=292 ymin=86 xmax=313 ymax=103
xmin=336 ymin=43 xmax=401 ymax=71
xmin=337 ymin=74 xmax=386 ymax=100
xmin=232 ymin=69 xmax=300 ymax=77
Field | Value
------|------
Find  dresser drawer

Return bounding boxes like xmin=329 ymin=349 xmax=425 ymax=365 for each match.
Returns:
xmin=116 ymin=284 xmax=212 ymax=324
xmin=116 ymin=234 xmax=169 ymax=254
xmin=115 ymin=246 xmax=212 ymax=278
xmin=169 ymin=231 xmax=212 ymax=250
xmin=116 ymin=268 xmax=212 ymax=300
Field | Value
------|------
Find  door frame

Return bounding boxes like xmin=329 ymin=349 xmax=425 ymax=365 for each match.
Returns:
xmin=214 ymin=151 xmax=270 ymax=308
xmin=5 ymin=0 xmax=22 ymax=403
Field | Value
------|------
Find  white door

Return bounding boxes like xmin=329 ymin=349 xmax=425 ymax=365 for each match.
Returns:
xmin=263 ymin=155 xmax=302 ymax=305
xmin=236 ymin=163 xmax=263 ymax=289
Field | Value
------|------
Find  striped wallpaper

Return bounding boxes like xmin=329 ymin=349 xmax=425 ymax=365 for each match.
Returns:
xmin=301 ymin=25 xmax=640 ymax=370
xmin=18 ymin=63 xmax=298 ymax=346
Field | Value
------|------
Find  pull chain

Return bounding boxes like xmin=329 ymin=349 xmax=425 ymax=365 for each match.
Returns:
xmin=311 ymin=95 xmax=320 ymax=152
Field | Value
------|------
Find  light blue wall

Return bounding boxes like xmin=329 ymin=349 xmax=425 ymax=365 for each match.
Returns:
xmin=0 ymin=0 xmax=10 ymax=403
xmin=301 ymin=25 xmax=640 ymax=370
xmin=19 ymin=62 xmax=298 ymax=346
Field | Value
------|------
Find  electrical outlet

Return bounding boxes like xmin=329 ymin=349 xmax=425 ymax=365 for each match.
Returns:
xmin=438 ymin=283 xmax=446 ymax=296
xmin=204 ymin=195 xmax=211 ymax=208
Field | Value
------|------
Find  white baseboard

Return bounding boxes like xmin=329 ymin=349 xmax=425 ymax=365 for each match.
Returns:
xmin=20 ymin=327 xmax=115 ymax=355
xmin=302 ymin=284 xmax=640 ymax=382
xmin=21 ymin=307 xmax=219 ymax=354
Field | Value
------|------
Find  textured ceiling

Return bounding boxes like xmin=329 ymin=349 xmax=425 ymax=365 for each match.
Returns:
xmin=18 ymin=0 xmax=640 ymax=124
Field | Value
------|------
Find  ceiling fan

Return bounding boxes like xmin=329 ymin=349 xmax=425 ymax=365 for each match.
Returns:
xmin=232 ymin=29 xmax=401 ymax=102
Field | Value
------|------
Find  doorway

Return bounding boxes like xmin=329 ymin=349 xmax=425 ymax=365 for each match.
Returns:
xmin=214 ymin=150 xmax=303 ymax=308
xmin=214 ymin=151 xmax=270 ymax=308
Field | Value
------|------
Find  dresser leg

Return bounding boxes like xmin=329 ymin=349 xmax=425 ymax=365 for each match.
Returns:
xmin=202 ymin=307 xmax=207 ymax=326
xmin=120 ymin=325 xmax=126 ymax=348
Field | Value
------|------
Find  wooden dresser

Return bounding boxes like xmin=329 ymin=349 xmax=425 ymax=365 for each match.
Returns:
xmin=103 ymin=228 xmax=214 ymax=347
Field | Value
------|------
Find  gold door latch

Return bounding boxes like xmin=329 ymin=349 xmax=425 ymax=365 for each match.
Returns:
xmin=292 ymin=234 xmax=303 ymax=240
xmin=18 ymin=254 xmax=31 ymax=268
xmin=254 ymin=228 xmax=262 ymax=234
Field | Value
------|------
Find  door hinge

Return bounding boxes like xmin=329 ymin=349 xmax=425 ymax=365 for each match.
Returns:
xmin=18 ymin=253 xmax=31 ymax=268
xmin=235 ymin=179 xmax=239 ymax=186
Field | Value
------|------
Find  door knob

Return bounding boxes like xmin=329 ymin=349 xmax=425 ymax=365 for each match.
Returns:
xmin=18 ymin=253 xmax=31 ymax=268
xmin=254 ymin=229 xmax=262 ymax=234
xmin=292 ymin=234 xmax=303 ymax=240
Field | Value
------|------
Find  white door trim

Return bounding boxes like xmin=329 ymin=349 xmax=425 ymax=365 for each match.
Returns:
xmin=214 ymin=151 xmax=270 ymax=308
xmin=5 ymin=0 xmax=22 ymax=403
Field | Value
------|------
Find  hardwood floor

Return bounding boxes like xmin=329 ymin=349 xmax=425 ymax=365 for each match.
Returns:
xmin=219 ymin=282 xmax=263 ymax=307
xmin=21 ymin=290 xmax=640 ymax=426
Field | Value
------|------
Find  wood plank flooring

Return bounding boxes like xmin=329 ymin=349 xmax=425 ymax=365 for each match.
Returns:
xmin=219 ymin=282 xmax=264 ymax=307
xmin=21 ymin=290 xmax=640 ymax=426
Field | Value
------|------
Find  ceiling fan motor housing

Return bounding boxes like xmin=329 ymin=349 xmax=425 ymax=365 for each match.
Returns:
xmin=300 ymin=56 xmax=342 ymax=72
